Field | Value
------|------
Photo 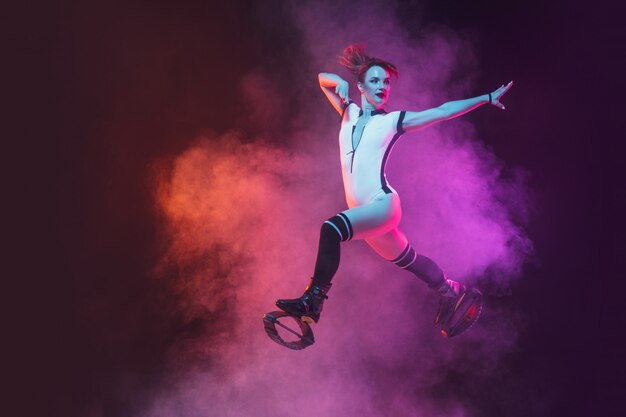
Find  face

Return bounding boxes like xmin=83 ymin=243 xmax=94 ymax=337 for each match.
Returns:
xmin=358 ymin=65 xmax=391 ymax=108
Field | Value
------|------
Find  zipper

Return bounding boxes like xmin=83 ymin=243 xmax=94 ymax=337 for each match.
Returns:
xmin=348 ymin=125 xmax=357 ymax=173
xmin=348 ymin=119 xmax=369 ymax=173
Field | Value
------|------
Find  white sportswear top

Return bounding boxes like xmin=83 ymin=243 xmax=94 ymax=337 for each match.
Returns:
xmin=339 ymin=102 xmax=406 ymax=207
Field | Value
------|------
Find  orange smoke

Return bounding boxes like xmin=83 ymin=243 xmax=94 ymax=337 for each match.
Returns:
xmin=152 ymin=132 xmax=320 ymax=325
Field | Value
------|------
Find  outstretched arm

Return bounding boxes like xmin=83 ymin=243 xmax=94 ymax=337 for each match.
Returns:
xmin=319 ymin=73 xmax=351 ymax=115
xmin=402 ymin=82 xmax=513 ymax=133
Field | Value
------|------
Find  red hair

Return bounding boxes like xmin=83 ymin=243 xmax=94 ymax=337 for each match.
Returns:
xmin=338 ymin=43 xmax=398 ymax=83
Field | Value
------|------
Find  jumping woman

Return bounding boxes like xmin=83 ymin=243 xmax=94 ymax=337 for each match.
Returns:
xmin=276 ymin=44 xmax=512 ymax=337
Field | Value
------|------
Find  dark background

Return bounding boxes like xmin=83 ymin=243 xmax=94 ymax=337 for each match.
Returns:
xmin=8 ymin=1 xmax=625 ymax=416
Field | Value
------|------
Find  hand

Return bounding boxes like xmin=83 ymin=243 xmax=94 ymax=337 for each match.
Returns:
xmin=335 ymin=79 xmax=350 ymax=104
xmin=490 ymin=81 xmax=513 ymax=110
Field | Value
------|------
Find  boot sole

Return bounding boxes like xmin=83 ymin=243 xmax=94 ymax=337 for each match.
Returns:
xmin=263 ymin=310 xmax=315 ymax=350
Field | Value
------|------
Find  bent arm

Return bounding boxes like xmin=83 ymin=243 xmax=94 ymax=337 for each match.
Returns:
xmin=319 ymin=73 xmax=350 ymax=115
xmin=402 ymin=95 xmax=489 ymax=132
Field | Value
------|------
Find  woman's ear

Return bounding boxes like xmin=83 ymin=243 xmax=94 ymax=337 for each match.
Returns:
xmin=357 ymin=82 xmax=364 ymax=93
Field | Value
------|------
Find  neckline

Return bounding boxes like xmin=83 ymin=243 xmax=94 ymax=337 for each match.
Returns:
xmin=358 ymin=108 xmax=387 ymax=117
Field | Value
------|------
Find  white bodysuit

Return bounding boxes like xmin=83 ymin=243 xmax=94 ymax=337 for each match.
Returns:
xmin=335 ymin=102 xmax=410 ymax=259
xmin=339 ymin=103 xmax=406 ymax=207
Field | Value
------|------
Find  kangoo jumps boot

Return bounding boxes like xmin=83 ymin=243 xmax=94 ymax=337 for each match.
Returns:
xmin=434 ymin=278 xmax=463 ymax=325
xmin=276 ymin=279 xmax=332 ymax=324
xmin=435 ymin=278 xmax=483 ymax=337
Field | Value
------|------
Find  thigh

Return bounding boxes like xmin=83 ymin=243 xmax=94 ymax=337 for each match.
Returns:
xmin=365 ymin=228 xmax=409 ymax=260
xmin=342 ymin=193 xmax=402 ymax=240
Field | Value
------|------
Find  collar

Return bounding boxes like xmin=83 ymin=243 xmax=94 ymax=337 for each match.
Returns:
xmin=358 ymin=108 xmax=387 ymax=116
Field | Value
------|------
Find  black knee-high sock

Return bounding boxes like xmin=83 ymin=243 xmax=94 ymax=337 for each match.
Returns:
xmin=390 ymin=244 xmax=445 ymax=289
xmin=312 ymin=213 xmax=353 ymax=287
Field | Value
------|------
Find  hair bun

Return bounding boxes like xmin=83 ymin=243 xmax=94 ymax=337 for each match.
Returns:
xmin=338 ymin=43 xmax=370 ymax=76
xmin=338 ymin=43 xmax=398 ymax=82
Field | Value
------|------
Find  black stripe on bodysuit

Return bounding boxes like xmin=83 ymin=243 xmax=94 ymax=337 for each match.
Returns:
xmin=381 ymin=111 xmax=406 ymax=194
xmin=340 ymin=100 xmax=354 ymax=121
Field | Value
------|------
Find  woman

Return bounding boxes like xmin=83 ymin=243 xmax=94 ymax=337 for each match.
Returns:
xmin=276 ymin=44 xmax=512 ymax=337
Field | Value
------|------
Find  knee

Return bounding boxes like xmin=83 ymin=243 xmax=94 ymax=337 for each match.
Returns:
xmin=322 ymin=214 xmax=353 ymax=242
xmin=320 ymin=222 xmax=341 ymax=243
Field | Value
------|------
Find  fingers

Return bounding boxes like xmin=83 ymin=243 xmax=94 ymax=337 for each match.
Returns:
xmin=495 ymin=81 xmax=513 ymax=93
xmin=489 ymin=81 xmax=512 ymax=109
xmin=493 ymin=81 xmax=513 ymax=104
xmin=335 ymin=86 xmax=349 ymax=103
